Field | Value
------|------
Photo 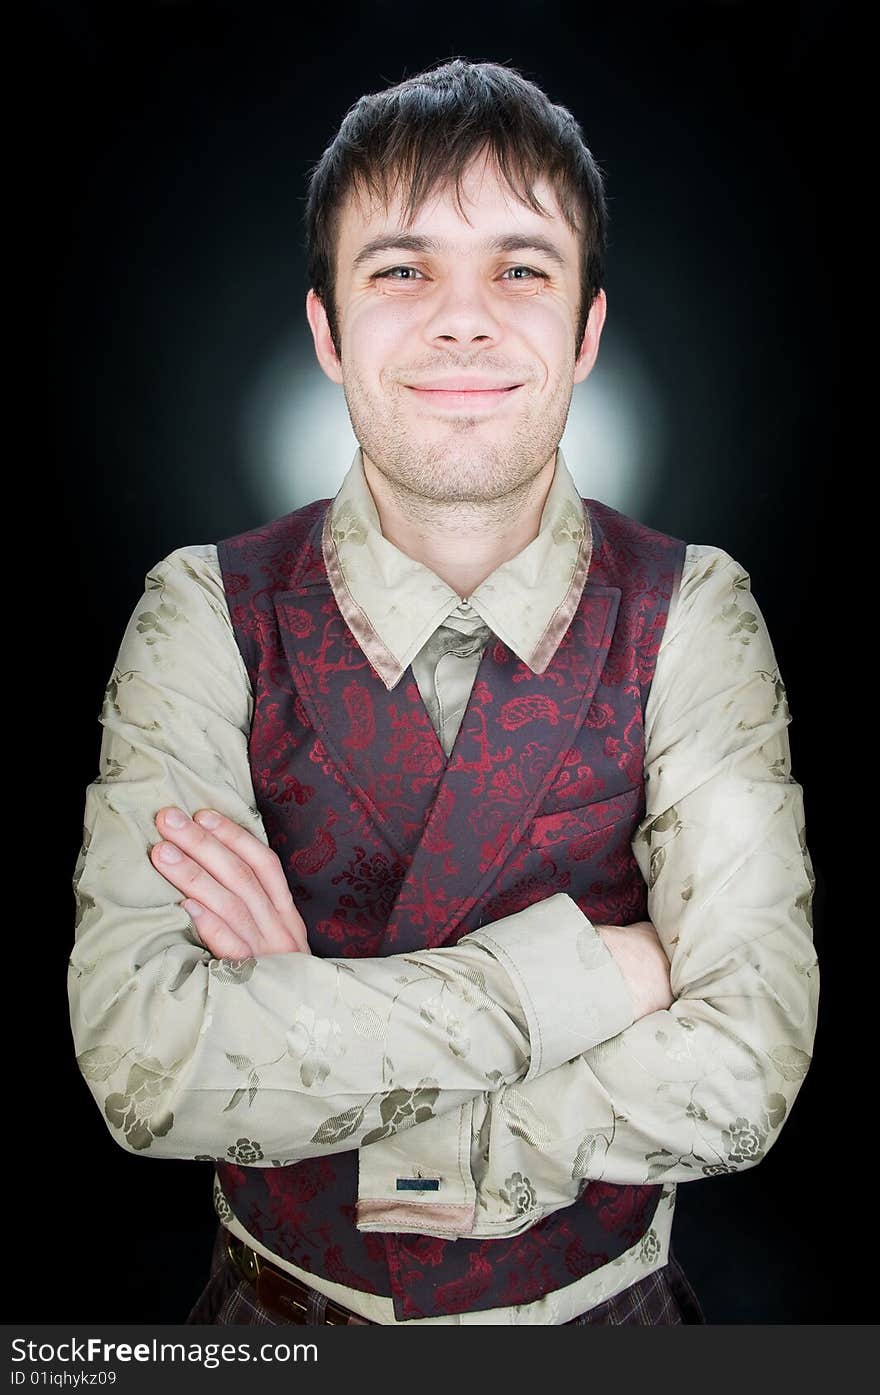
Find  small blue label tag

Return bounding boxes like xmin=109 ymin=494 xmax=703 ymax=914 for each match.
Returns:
xmin=396 ymin=1178 xmax=440 ymax=1191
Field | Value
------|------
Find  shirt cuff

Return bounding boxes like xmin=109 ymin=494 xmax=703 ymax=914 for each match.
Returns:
xmin=356 ymin=1092 xmax=600 ymax=1240
xmin=460 ymin=894 xmax=635 ymax=1080
xmin=357 ymin=1102 xmax=477 ymax=1237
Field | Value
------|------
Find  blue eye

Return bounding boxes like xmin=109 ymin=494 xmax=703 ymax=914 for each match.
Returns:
xmin=502 ymin=266 xmax=547 ymax=280
xmin=374 ymin=267 xmax=424 ymax=280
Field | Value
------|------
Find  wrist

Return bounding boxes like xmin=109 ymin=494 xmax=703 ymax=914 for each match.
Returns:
xmin=596 ymin=922 xmax=673 ymax=1019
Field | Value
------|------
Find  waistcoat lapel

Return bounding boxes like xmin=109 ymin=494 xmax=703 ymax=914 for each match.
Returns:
xmin=381 ymin=582 xmax=621 ymax=952
xmin=271 ymin=507 xmax=447 ymax=874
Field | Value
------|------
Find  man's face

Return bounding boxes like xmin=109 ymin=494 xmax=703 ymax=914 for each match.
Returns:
xmin=306 ymin=148 xmax=606 ymax=506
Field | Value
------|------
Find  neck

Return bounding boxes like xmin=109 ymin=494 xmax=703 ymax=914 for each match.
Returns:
xmin=361 ymin=451 xmax=558 ymax=598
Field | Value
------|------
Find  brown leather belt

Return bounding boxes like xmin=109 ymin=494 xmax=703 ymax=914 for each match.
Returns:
xmin=224 ymin=1232 xmax=375 ymax=1326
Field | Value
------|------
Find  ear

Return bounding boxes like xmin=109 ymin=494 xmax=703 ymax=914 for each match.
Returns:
xmin=573 ymin=289 xmax=607 ymax=385
xmin=305 ymin=288 xmax=343 ymax=385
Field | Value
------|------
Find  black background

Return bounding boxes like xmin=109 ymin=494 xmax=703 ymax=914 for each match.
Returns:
xmin=25 ymin=0 xmax=850 ymax=1323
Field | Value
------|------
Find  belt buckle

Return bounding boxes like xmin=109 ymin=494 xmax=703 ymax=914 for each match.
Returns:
xmin=226 ymin=1235 xmax=261 ymax=1285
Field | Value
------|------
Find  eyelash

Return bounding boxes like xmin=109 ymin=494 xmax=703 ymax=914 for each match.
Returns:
xmin=371 ymin=265 xmax=548 ymax=282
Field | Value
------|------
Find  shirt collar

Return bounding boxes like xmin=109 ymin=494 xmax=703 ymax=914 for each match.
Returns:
xmin=321 ymin=445 xmax=592 ymax=690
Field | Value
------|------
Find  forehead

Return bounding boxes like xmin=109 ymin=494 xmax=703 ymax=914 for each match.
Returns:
xmin=336 ymin=153 xmax=578 ymax=266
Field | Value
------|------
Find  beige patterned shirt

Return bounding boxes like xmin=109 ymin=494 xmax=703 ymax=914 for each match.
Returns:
xmin=68 ymin=446 xmax=819 ymax=1324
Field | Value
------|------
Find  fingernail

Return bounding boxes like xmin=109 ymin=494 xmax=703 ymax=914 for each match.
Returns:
xmin=195 ymin=810 xmax=221 ymax=829
xmin=183 ymin=900 xmax=203 ymax=917
xmin=156 ymin=842 xmax=182 ymax=862
xmin=164 ymin=808 xmax=188 ymax=828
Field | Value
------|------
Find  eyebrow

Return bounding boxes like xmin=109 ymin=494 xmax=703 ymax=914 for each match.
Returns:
xmin=351 ymin=233 xmax=569 ymax=272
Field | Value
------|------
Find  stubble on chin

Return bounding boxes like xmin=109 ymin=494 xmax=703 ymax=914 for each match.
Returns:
xmin=345 ymin=379 xmax=571 ymax=530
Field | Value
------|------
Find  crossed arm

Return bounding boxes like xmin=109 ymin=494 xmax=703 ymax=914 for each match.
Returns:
xmin=68 ymin=542 xmax=818 ymax=1208
xmin=148 ymin=802 xmax=674 ymax=1023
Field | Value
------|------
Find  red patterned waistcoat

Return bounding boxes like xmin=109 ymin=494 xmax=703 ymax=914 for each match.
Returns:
xmin=214 ymin=493 xmax=687 ymax=1320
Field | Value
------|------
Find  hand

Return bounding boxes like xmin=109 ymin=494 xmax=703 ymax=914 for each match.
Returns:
xmin=150 ymin=806 xmax=311 ymax=960
xmin=595 ymin=920 xmax=673 ymax=1019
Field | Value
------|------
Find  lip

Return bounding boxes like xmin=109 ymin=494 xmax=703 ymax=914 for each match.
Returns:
xmin=406 ymin=378 xmax=523 ymax=391
xmin=405 ymin=384 xmax=523 ymax=412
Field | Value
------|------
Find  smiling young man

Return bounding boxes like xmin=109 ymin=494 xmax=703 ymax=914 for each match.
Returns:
xmin=69 ymin=58 xmax=819 ymax=1326
xmin=307 ymin=149 xmax=600 ymax=599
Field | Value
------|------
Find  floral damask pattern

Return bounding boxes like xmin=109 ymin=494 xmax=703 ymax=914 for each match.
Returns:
xmin=500 ymin=1172 xmax=538 ymax=1215
xmin=101 ymin=1057 xmax=177 ymax=1152
xmin=226 ymin=1138 xmax=264 ymax=1164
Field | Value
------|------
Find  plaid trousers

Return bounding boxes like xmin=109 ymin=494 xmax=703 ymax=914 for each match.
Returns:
xmin=185 ymin=1223 xmax=707 ymax=1326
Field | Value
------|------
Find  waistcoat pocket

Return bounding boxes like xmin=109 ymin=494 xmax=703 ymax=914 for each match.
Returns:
xmin=528 ymin=784 xmax=642 ymax=849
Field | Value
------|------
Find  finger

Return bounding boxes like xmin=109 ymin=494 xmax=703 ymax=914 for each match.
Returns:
xmin=182 ymin=900 xmax=254 ymax=961
xmin=191 ymin=808 xmax=298 ymax=916
xmin=190 ymin=810 xmax=311 ymax=954
xmin=153 ymin=808 xmax=291 ymax=953
xmin=149 ymin=838 xmax=263 ymax=955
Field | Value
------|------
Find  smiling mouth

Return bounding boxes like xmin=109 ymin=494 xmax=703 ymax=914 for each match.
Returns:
xmin=404 ymin=385 xmax=524 ymax=415
xmin=405 ymin=385 xmax=523 ymax=406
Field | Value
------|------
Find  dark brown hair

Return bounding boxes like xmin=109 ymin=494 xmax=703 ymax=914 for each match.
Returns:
xmin=304 ymin=57 xmax=609 ymax=359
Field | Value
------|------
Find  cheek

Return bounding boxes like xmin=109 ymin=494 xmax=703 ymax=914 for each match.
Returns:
xmin=504 ymin=296 xmax=575 ymax=351
xmin=345 ymin=300 xmax=418 ymax=364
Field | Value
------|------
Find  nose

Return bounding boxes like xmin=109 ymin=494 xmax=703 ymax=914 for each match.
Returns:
xmin=420 ymin=269 xmax=504 ymax=348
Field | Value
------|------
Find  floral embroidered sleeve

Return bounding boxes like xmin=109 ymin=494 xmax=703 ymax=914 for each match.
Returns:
xmin=358 ymin=546 xmax=819 ymax=1238
xmin=68 ymin=547 xmax=635 ymax=1165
